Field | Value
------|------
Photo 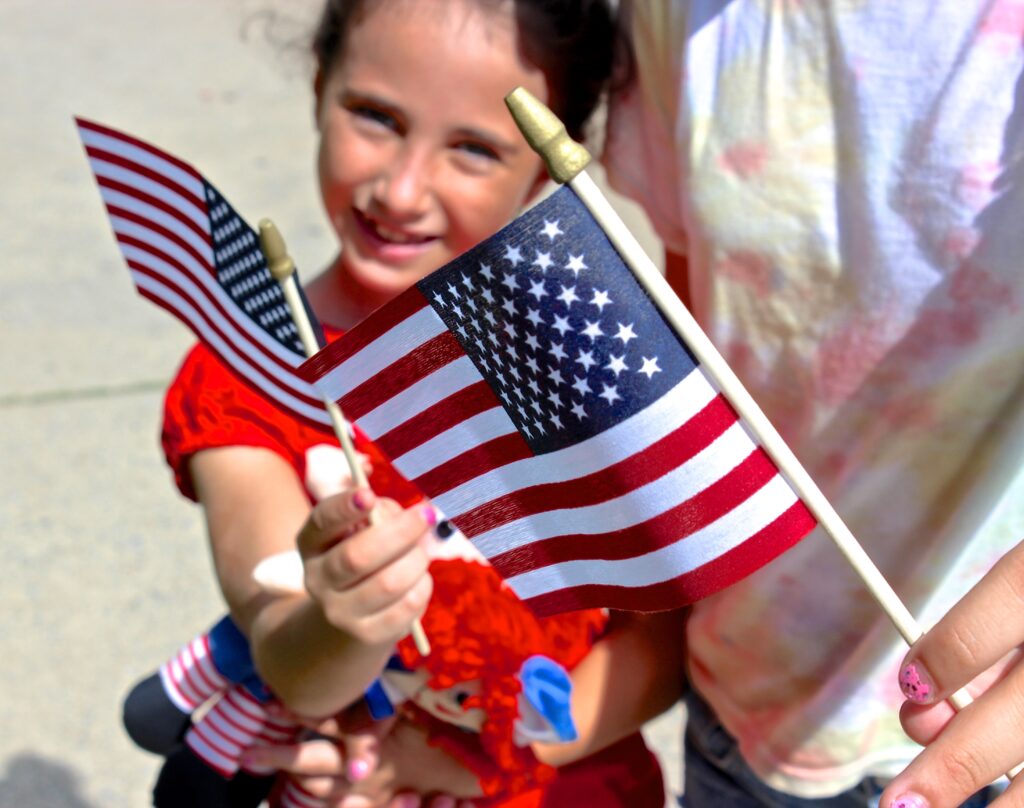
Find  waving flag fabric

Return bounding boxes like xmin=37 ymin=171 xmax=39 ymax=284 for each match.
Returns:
xmin=302 ymin=186 xmax=816 ymax=614
xmin=76 ymin=118 xmax=330 ymax=430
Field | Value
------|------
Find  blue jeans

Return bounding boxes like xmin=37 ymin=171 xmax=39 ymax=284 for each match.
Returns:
xmin=681 ymin=689 xmax=1003 ymax=808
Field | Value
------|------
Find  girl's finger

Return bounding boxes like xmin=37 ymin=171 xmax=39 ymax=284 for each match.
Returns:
xmin=881 ymin=660 xmax=1024 ymax=808
xmin=298 ymin=489 xmax=378 ymax=559
xmin=897 ymin=543 xmax=1024 ymax=706
xmin=900 ymin=650 xmax=1022 ymax=745
xmin=241 ymin=738 xmax=343 ymax=776
xmin=318 ymin=504 xmax=435 ymax=591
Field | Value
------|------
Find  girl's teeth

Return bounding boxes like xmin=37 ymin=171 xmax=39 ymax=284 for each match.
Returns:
xmin=374 ymin=222 xmax=424 ymax=244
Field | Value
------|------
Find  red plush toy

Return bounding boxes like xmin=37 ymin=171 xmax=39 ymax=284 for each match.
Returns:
xmin=382 ymin=556 xmax=607 ymax=799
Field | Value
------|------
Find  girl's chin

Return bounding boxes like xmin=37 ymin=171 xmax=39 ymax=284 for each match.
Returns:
xmin=345 ymin=258 xmax=439 ymax=300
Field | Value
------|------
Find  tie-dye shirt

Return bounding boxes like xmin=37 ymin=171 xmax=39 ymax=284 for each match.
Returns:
xmin=604 ymin=0 xmax=1024 ymax=797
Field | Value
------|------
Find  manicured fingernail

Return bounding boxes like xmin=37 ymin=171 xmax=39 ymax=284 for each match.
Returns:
xmin=353 ymin=489 xmax=373 ymax=511
xmin=347 ymin=756 xmax=371 ymax=781
xmin=420 ymin=504 xmax=437 ymax=526
xmin=899 ymin=661 xmax=935 ymax=704
xmin=395 ymin=796 xmax=421 ymax=808
xmin=891 ymin=792 xmax=929 ymax=808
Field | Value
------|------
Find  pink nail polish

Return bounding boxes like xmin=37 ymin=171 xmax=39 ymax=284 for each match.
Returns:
xmin=347 ymin=756 xmax=371 ymax=781
xmin=421 ymin=504 xmax=437 ymax=526
xmin=891 ymin=792 xmax=929 ymax=808
xmin=353 ymin=489 xmax=372 ymax=511
xmin=899 ymin=662 xmax=934 ymax=704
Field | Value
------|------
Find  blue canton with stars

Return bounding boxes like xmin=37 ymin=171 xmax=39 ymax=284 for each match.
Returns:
xmin=205 ymin=182 xmax=324 ymax=356
xmin=417 ymin=186 xmax=698 ymax=455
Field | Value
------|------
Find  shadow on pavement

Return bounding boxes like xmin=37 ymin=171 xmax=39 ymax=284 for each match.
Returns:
xmin=0 ymin=753 xmax=99 ymax=808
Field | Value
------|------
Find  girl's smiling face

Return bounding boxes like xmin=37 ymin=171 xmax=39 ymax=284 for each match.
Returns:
xmin=315 ymin=0 xmax=549 ymax=306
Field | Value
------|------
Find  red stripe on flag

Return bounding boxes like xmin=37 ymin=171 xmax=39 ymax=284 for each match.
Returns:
xmin=453 ymin=395 xmax=738 ymax=536
xmin=523 ymin=500 xmax=817 ymax=615
xmin=338 ymin=331 xmax=465 ymax=420
xmin=412 ymin=432 xmax=533 ymax=496
xmin=299 ymin=285 xmax=429 ymax=382
xmin=77 ymin=117 xmax=203 ymax=183
xmin=108 ymin=203 xmax=210 ymax=276
xmin=374 ymin=381 xmax=498 ymax=459
xmin=133 ymin=279 xmax=329 ymax=430
xmin=120 ymin=237 xmax=319 ymax=398
xmin=489 ymin=448 xmax=777 ymax=576
xmin=96 ymin=173 xmax=211 ymax=246
xmin=84 ymin=145 xmax=206 ymax=218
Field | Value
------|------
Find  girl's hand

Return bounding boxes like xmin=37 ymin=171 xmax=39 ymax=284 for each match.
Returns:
xmin=880 ymin=540 xmax=1024 ymax=808
xmin=299 ymin=488 xmax=437 ymax=647
xmin=243 ymin=711 xmax=480 ymax=808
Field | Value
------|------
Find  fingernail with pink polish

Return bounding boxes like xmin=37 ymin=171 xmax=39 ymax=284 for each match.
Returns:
xmin=899 ymin=661 xmax=935 ymax=704
xmin=353 ymin=489 xmax=372 ymax=511
xmin=420 ymin=504 xmax=437 ymax=527
xmin=891 ymin=792 xmax=929 ymax=808
xmin=347 ymin=756 xmax=371 ymax=781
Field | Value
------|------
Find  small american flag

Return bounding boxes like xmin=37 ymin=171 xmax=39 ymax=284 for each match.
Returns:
xmin=76 ymin=118 xmax=331 ymax=429
xmin=301 ymin=186 xmax=816 ymax=615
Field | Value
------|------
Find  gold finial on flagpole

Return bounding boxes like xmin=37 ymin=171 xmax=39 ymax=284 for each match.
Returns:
xmin=258 ymin=218 xmax=296 ymax=282
xmin=505 ymin=86 xmax=591 ymax=184
xmin=258 ymin=218 xmax=431 ymax=656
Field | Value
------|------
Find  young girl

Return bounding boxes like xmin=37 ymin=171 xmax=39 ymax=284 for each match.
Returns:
xmin=156 ymin=0 xmax=671 ymax=804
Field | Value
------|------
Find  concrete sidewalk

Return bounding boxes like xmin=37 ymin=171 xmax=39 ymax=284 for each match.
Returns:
xmin=0 ymin=2 xmax=681 ymax=805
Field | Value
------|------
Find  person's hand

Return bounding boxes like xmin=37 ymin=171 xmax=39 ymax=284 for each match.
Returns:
xmin=242 ymin=709 xmax=481 ymax=808
xmin=300 ymin=487 xmax=437 ymax=647
xmin=880 ymin=541 xmax=1024 ymax=808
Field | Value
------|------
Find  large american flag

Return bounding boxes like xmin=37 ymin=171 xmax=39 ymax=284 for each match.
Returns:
xmin=76 ymin=118 xmax=331 ymax=430
xmin=302 ymin=186 xmax=816 ymax=614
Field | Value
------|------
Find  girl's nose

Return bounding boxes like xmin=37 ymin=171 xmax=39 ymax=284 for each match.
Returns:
xmin=371 ymin=147 xmax=432 ymax=220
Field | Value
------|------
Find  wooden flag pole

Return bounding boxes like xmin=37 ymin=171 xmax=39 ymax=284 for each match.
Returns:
xmin=504 ymin=88 xmax=988 ymax=716
xmin=258 ymin=219 xmax=430 ymax=657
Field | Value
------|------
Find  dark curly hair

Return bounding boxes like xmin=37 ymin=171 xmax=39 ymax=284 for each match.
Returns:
xmin=311 ymin=0 xmax=624 ymax=143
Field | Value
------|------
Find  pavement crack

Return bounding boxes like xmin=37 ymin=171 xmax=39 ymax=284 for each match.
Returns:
xmin=0 ymin=379 xmax=167 ymax=408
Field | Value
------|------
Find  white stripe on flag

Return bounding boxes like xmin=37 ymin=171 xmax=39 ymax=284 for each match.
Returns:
xmin=355 ymin=356 xmax=480 ymax=438
xmin=79 ymin=127 xmax=206 ymax=204
xmin=315 ymin=305 xmax=445 ymax=400
xmin=114 ymin=220 xmax=308 ymax=372
xmin=393 ymin=408 xmax=515 ymax=479
xmin=506 ymin=474 xmax=799 ymax=599
xmin=98 ymin=186 xmax=211 ymax=260
xmin=471 ymin=421 xmax=758 ymax=557
xmin=132 ymin=272 xmax=330 ymax=425
xmin=434 ymin=368 xmax=719 ymax=515
xmin=87 ymin=156 xmax=208 ymax=232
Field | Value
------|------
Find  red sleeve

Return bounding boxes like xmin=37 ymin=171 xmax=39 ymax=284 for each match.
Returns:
xmin=160 ymin=343 xmax=317 ymax=501
xmin=160 ymin=341 xmax=423 ymax=507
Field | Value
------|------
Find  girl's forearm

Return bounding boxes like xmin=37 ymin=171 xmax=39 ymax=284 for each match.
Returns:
xmin=533 ymin=609 xmax=688 ymax=768
xmin=250 ymin=592 xmax=394 ymax=718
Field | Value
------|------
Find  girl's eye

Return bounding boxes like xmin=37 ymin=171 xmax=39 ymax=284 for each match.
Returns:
xmin=349 ymin=104 xmax=399 ymax=132
xmin=455 ymin=141 xmax=500 ymax=162
xmin=454 ymin=691 xmax=470 ymax=706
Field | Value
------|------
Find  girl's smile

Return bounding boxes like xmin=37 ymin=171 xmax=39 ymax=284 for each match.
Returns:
xmin=312 ymin=0 xmax=550 ymax=325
